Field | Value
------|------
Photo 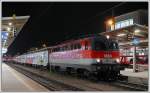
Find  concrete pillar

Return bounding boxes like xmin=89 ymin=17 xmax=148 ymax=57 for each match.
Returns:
xmin=133 ymin=46 xmax=137 ymax=72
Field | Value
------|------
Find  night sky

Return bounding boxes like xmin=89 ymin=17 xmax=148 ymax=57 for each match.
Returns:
xmin=2 ymin=2 xmax=148 ymax=56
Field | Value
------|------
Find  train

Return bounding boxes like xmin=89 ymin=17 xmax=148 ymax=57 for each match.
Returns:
xmin=5 ymin=35 xmax=122 ymax=80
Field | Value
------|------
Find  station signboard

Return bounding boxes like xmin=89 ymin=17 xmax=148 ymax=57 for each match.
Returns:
xmin=132 ymin=37 xmax=140 ymax=45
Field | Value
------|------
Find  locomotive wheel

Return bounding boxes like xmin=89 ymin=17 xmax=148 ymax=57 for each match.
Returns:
xmin=83 ymin=70 xmax=90 ymax=78
xmin=51 ymin=66 xmax=55 ymax=72
xmin=55 ymin=66 xmax=60 ymax=73
xmin=97 ymin=71 xmax=111 ymax=81
xmin=88 ymin=73 xmax=98 ymax=81
xmin=77 ymin=69 xmax=84 ymax=78
xmin=66 ymin=67 xmax=72 ymax=75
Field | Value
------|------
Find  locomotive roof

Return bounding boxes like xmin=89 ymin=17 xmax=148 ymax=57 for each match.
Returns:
xmin=48 ymin=34 xmax=108 ymax=48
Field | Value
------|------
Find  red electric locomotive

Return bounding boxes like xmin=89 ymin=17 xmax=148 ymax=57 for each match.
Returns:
xmin=48 ymin=35 xmax=120 ymax=79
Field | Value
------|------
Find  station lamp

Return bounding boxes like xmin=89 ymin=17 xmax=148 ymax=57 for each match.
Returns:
xmin=106 ymin=35 xmax=110 ymax=39
xmin=35 ymin=48 xmax=38 ymax=50
xmin=117 ymin=33 xmax=126 ymax=37
xmin=134 ymin=29 xmax=140 ymax=33
xmin=8 ymin=22 xmax=12 ymax=26
xmin=7 ymin=27 xmax=11 ymax=31
xmin=42 ymin=44 xmax=47 ymax=48
xmin=106 ymin=17 xmax=115 ymax=31
xmin=106 ymin=17 xmax=115 ymax=26
xmin=107 ymin=19 xmax=114 ymax=26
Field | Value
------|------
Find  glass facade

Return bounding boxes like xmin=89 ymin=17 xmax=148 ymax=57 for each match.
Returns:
xmin=120 ymin=47 xmax=148 ymax=63
xmin=110 ymin=19 xmax=134 ymax=31
xmin=120 ymin=48 xmax=148 ymax=56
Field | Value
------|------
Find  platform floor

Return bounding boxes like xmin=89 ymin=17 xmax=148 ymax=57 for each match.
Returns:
xmin=120 ymin=68 xmax=148 ymax=79
xmin=2 ymin=63 xmax=49 ymax=92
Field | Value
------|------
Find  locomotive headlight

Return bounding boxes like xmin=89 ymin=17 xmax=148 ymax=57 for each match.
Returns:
xmin=96 ymin=59 xmax=101 ymax=62
xmin=116 ymin=58 xmax=120 ymax=63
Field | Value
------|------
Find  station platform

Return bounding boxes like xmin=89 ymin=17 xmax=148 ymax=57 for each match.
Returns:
xmin=120 ymin=68 xmax=148 ymax=85
xmin=2 ymin=63 xmax=49 ymax=92
xmin=120 ymin=68 xmax=148 ymax=79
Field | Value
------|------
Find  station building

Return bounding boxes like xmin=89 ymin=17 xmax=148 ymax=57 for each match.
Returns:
xmin=100 ymin=9 xmax=148 ymax=70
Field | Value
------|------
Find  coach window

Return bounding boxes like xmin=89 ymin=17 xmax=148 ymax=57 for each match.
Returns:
xmin=58 ymin=47 xmax=60 ymax=51
xmin=77 ymin=43 xmax=81 ymax=49
xmin=62 ymin=46 xmax=64 ymax=51
xmin=57 ymin=47 xmax=60 ymax=52
xmin=54 ymin=48 xmax=57 ymax=52
xmin=54 ymin=48 xmax=56 ymax=52
xmin=60 ymin=47 xmax=62 ymax=51
xmin=67 ymin=45 xmax=70 ymax=50
xmin=68 ymin=45 xmax=71 ymax=50
xmin=74 ymin=44 xmax=77 ymax=49
xmin=65 ymin=46 xmax=68 ymax=51
xmin=64 ymin=46 xmax=67 ymax=51
xmin=85 ymin=42 xmax=88 ymax=50
xmin=61 ymin=46 xmax=63 ymax=51
xmin=56 ymin=48 xmax=58 ymax=52
xmin=69 ymin=45 xmax=71 ymax=50
xmin=74 ymin=44 xmax=76 ymax=49
xmin=75 ymin=43 xmax=80 ymax=49
xmin=71 ymin=44 xmax=74 ymax=50
xmin=63 ymin=46 xmax=65 ymax=50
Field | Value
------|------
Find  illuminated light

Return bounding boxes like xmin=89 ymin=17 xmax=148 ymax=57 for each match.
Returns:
xmin=42 ymin=44 xmax=46 ymax=47
xmin=96 ymin=59 xmax=101 ymax=62
xmin=4 ymin=40 xmax=6 ymax=43
xmin=8 ymin=22 xmax=12 ymax=26
xmin=117 ymin=33 xmax=126 ymax=37
xmin=106 ymin=35 xmax=110 ymax=39
xmin=107 ymin=19 xmax=114 ymax=26
xmin=134 ymin=29 xmax=140 ymax=33
xmin=116 ymin=58 xmax=120 ymax=63
xmin=2 ymin=48 xmax=7 ymax=54
xmin=6 ymin=33 xmax=9 ymax=36
xmin=7 ymin=27 xmax=11 ymax=31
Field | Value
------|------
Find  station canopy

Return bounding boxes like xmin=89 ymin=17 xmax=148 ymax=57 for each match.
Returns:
xmin=100 ymin=23 xmax=148 ymax=49
xmin=2 ymin=15 xmax=30 ymax=50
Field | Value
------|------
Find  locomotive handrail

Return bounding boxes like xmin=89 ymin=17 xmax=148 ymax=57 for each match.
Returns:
xmin=120 ymin=55 xmax=148 ymax=57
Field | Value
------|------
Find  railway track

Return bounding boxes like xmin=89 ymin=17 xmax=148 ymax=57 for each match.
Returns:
xmin=6 ymin=63 xmax=148 ymax=91
xmin=8 ymin=63 xmax=84 ymax=91
xmin=112 ymin=80 xmax=148 ymax=91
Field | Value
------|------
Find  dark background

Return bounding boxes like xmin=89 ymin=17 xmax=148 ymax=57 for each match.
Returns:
xmin=2 ymin=2 xmax=148 ymax=56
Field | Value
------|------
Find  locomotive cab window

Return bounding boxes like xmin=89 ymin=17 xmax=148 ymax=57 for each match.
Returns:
xmin=94 ymin=41 xmax=107 ymax=50
xmin=109 ymin=42 xmax=119 ymax=50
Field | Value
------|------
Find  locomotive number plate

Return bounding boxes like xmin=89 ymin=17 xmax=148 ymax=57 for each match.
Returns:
xmin=103 ymin=58 xmax=114 ymax=63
